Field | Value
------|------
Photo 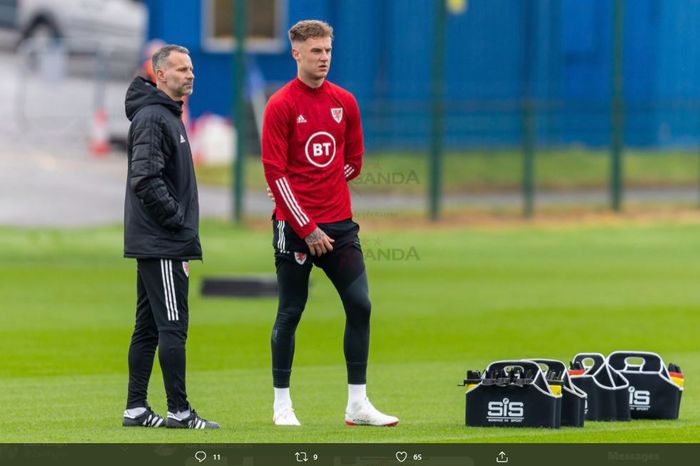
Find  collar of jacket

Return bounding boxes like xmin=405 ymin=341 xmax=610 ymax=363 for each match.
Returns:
xmin=125 ymin=76 xmax=183 ymax=121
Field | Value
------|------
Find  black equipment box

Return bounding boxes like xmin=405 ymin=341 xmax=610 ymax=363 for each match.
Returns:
xmin=607 ymin=351 xmax=683 ymax=420
xmin=464 ymin=360 xmax=562 ymax=428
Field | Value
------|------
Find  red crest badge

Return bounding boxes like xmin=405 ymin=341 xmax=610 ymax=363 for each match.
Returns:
xmin=294 ymin=252 xmax=307 ymax=265
xmin=331 ymin=108 xmax=343 ymax=123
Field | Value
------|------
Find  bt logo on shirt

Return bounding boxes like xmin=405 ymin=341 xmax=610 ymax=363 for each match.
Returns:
xmin=305 ymin=131 xmax=337 ymax=168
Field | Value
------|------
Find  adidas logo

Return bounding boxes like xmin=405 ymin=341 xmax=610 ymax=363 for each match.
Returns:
xmin=180 ymin=134 xmax=186 ymax=143
xmin=296 ymin=114 xmax=307 ymax=124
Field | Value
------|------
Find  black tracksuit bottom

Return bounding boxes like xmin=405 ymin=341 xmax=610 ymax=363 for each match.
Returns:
xmin=126 ymin=258 xmax=190 ymax=413
xmin=271 ymin=218 xmax=371 ymax=388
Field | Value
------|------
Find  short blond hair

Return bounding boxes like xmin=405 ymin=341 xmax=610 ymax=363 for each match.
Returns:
xmin=288 ymin=20 xmax=334 ymax=43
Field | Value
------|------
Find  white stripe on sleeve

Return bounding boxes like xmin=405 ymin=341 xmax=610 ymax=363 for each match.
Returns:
xmin=275 ymin=177 xmax=309 ymax=226
xmin=280 ymin=178 xmax=309 ymax=224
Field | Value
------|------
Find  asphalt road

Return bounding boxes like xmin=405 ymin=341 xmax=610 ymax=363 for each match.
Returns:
xmin=0 ymin=147 xmax=231 ymax=227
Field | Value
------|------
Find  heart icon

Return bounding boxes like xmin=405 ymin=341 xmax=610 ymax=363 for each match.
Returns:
xmin=395 ymin=451 xmax=408 ymax=463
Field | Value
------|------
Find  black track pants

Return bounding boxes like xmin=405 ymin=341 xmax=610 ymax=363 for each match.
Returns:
xmin=126 ymin=258 xmax=190 ymax=413
xmin=271 ymin=219 xmax=371 ymax=388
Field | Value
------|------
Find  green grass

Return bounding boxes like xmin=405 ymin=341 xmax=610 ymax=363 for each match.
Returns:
xmin=197 ymin=149 xmax=700 ymax=194
xmin=0 ymin=220 xmax=698 ymax=442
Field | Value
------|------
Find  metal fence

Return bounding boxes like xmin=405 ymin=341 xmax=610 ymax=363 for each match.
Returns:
xmin=339 ymin=0 xmax=700 ymax=218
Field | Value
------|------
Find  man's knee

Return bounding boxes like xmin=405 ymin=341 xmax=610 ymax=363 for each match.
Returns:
xmin=158 ymin=328 xmax=187 ymax=350
xmin=131 ymin=325 xmax=158 ymax=344
xmin=345 ymin=293 xmax=371 ymax=325
xmin=274 ymin=304 xmax=305 ymax=331
xmin=341 ymin=272 xmax=372 ymax=323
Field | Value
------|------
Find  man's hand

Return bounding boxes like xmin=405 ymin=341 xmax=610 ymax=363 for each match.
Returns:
xmin=304 ymin=227 xmax=334 ymax=256
xmin=266 ymin=187 xmax=275 ymax=202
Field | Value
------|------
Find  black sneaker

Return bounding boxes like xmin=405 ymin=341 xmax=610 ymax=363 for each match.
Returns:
xmin=165 ymin=409 xmax=220 ymax=429
xmin=123 ymin=405 xmax=166 ymax=428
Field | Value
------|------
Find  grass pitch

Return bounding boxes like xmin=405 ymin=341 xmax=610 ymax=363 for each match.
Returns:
xmin=0 ymin=218 xmax=698 ymax=442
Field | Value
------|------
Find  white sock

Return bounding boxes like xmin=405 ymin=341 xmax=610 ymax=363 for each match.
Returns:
xmin=274 ymin=387 xmax=293 ymax=412
xmin=168 ymin=409 xmax=191 ymax=420
xmin=347 ymin=384 xmax=367 ymax=409
xmin=124 ymin=407 xmax=147 ymax=418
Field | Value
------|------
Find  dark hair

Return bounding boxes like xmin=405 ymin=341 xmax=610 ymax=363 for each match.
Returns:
xmin=151 ymin=44 xmax=190 ymax=74
xmin=288 ymin=20 xmax=334 ymax=43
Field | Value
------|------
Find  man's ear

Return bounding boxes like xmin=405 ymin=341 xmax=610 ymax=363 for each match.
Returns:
xmin=291 ymin=46 xmax=300 ymax=62
xmin=156 ymin=68 xmax=165 ymax=83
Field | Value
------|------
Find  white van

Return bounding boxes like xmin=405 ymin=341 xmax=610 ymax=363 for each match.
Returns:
xmin=0 ymin=0 xmax=146 ymax=64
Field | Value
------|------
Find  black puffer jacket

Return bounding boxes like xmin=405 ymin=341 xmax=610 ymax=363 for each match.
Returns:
xmin=123 ymin=77 xmax=202 ymax=260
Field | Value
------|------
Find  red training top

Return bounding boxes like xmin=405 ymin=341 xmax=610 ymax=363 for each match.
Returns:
xmin=262 ymin=78 xmax=364 ymax=239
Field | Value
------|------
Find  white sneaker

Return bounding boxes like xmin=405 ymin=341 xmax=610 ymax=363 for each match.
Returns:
xmin=344 ymin=398 xmax=399 ymax=427
xmin=273 ymin=406 xmax=301 ymax=426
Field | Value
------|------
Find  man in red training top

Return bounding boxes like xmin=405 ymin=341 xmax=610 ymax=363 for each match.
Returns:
xmin=262 ymin=19 xmax=399 ymax=427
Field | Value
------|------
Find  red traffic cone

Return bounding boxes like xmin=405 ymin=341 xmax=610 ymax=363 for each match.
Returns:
xmin=89 ymin=108 xmax=110 ymax=157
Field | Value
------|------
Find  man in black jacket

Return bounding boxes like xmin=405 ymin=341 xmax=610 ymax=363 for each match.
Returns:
xmin=122 ymin=44 xmax=218 ymax=429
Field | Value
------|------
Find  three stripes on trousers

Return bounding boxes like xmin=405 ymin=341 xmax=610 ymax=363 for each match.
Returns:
xmin=160 ymin=259 xmax=179 ymax=321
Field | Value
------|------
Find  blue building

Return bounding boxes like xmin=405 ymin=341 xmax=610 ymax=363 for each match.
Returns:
xmin=144 ymin=0 xmax=700 ymax=149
